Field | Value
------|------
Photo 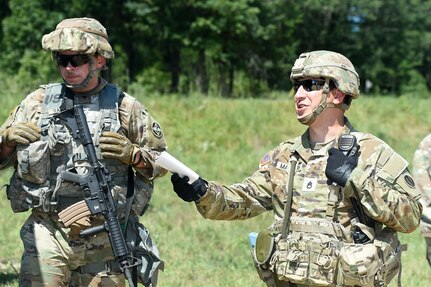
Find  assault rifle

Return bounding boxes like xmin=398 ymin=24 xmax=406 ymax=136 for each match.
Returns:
xmin=61 ymin=104 xmax=137 ymax=287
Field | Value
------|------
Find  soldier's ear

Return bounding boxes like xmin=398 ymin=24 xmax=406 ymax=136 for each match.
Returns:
xmin=332 ymin=89 xmax=346 ymax=104
xmin=95 ymin=54 xmax=106 ymax=69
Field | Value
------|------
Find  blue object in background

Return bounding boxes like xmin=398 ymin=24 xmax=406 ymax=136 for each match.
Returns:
xmin=249 ymin=232 xmax=258 ymax=248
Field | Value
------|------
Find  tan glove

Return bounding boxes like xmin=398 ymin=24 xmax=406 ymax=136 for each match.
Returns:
xmin=2 ymin=122 xmax=41 ymax=147
xmin=99 ymin=131 xmax=140 ymax=165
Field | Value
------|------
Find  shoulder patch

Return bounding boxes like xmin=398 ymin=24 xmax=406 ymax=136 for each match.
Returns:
xmin=376 ymin=152 xmax=408 ymax=182
xmin=260 ymin=154 xmax=271 ymax=167
xmin=152 ymin=122 xmax=163 ymax=138
xmin=404 ymin=175 xmax=416 ymax=189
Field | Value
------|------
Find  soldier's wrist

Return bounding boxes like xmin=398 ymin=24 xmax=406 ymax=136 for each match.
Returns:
xmin=2 ymin=128 xmax=15 ymax=147
xmin=131 ymin=146 xmax=148 ymax=168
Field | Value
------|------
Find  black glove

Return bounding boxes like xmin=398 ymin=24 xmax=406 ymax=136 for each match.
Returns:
xmin=325 ymin=147 xmax=358 ymax=187
xmin=171 ymin=173 xmax=208 ymax=202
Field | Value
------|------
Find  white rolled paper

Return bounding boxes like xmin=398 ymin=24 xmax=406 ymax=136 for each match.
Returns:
xmin=155 ymin=151 xmax=200 ymax=184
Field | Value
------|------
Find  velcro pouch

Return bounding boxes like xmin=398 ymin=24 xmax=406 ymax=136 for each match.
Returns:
xmin=339 ymin=242 xmax=379 ymax=286
xmin=17 ymin=140 xmax=50 ymax=184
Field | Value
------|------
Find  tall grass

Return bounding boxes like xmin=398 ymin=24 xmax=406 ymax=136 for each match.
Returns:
xmin=0 ymin=89 xmax=430 ymax=286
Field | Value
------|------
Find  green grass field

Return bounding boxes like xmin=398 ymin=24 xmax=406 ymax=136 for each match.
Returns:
xmin=1 ymin=92 xmax=431 ymax=286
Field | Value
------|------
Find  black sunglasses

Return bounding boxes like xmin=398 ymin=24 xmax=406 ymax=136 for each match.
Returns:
xmin=55 ymin=54 xmax=90 ymax=67
xmin=293 ymin=79 xmax=326 ymax=92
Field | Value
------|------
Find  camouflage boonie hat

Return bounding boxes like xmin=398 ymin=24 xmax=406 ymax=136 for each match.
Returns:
xmin=41 ymin=17 xmax=114 ymax=59
xmin=290 ymin=50 xmax=360 ymax=98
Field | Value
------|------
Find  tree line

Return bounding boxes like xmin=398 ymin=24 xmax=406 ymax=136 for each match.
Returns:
xmin=1 ymin=0 xmax=430 ymax=97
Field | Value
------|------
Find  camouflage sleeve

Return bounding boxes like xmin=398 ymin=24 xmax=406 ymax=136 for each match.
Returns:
xmin=119 ymin=92 xmax=167 ymax=179
xmin=413 ymin=134 xmax=431 ymax=233
xmin=347 ymin=135 xmax=422 ymax=233
xmin=0 ymin=106 xmax=19 ymax=168
xmin=0 ymin=88 xmax=45 ymax=168
xmin=413 ymin=134 xmax=431 ymax=206
xmin=196 ymin=154 xmax=275 ymax=220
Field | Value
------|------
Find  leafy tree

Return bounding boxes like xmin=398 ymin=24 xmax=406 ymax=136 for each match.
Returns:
xmin=1 ymin=0 xmax=430 ymax=96
xmin=0 ymin=0 xmax=11 ymax=42
xmin=351 ymin=0 xmax=426 ymax=94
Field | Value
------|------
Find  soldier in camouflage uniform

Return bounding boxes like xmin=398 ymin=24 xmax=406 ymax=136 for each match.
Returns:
xmin=413 ymin=134 xmax=431 ymax=267
xmin=0 ymin=18 xmax=167 ymax=286
xmin=170 ymin=50 xmax=422 ymax=286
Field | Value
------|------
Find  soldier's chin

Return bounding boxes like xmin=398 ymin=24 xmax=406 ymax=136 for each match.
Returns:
xmin=63 ymin=79 xmax=87 ymax=90
xmin=297 ymin=114 xmax=313 ymax=125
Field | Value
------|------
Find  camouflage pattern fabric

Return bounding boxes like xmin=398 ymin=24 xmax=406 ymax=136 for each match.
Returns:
xmin=338 ymin=242 xmax=379 ymax=286
xmin=19 ymin=210 xmax=125 ymax=287
xmin=0 ymin=80 xmax=167 ymax=286
xmin=413 ymin=133 xmax=431 ymax=266
xmin=41 ymin=17 xmax=114 ymax=59
xmin=290 ymin=50 xmax=360 ymax=98
xmin=196 ymin=119 xmax=422 ymax=286
xmin=0 ymin=81 xmax=167 ymax=176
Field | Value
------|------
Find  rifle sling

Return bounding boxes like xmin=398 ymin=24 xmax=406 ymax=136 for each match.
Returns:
xmin=123 ymin=165 xmax=135 ymax=234
xmin=281 ymin=154 xmax=298 ymax=239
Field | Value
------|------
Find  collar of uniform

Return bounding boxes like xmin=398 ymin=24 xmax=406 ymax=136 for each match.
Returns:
xmin=294 ymin=129 xmax=334 ymax=160
xmin=290 ymin=117 xmax=356 ymax=161
xmin=288 ymin=133 xmax=313 ymax=162
xmin=73 ymin=77 xmax=107 ymax=104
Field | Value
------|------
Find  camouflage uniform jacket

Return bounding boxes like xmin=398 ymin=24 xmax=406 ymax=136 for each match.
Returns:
xmin=413 ymin=134 xmax=431 ymax=208
xmin=0 ymin=79 xmax=167 ymax=216
xmin=197 ymin=119 xmax=422 ymax=236
xmin=413 ymin=134 xmax=431 ymax=237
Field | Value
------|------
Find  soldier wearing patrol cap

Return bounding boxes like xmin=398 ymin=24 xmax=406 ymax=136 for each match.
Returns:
xmin=413 ymin=134 xmax=431 ymax=268
xmin=170 ymin=50 xmax=422 ymax=286
xmin=0 ymin=17 xmax=167 ymax=286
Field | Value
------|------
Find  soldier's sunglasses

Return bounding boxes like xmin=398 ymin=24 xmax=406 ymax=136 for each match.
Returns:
xmin=293 ymin=79 xmax=326 ymax=92
xmin=55 ymin=54 xmax=90 ymax=67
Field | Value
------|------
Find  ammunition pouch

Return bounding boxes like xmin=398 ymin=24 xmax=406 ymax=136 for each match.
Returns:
xmin=373 ymin=227 xmax=404 ymax=285
xmin=338 ymin=226 xmax=403 ymax=286
xmin=271 ymin=232 xmax=341 ymax=286
xmin=16 ymin=140 xmax=50 ymax=184
xmin=338 ymin=243 xmax=379 ymax=286
xmin=6 ymin=173 xmax=51 ymax=213
xmin=7 ymin=140 xmax=51 ymax=213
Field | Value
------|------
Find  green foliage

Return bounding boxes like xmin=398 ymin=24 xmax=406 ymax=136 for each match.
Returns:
xmin=128 ymin=64 xmax=172 ymax=95
xmin=400 ymin=70 xmax=430 ymax=98
xmin=0 ymin=0 xmax=63 ymax=72
xmin=3 ymin=1 xmax=430 ymax=96
xmin=1 ymin=87 xmax=431 ymax=286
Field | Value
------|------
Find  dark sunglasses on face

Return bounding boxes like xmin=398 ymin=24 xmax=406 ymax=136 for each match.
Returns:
xmin=293 ymin=79 xmax=326 ymax=92
xmin=55 ymin=54 xmax=90 ymax=67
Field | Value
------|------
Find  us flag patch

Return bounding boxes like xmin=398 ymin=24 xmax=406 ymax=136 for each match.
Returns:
xmin=260 ymin=154 xmax=271 ymax=167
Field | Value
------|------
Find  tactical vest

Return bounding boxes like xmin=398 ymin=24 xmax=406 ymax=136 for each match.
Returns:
xmin=252 ymin=132 xmax=403 ymax=287
xmin=7 ymin=83 xmax=153 ymax=217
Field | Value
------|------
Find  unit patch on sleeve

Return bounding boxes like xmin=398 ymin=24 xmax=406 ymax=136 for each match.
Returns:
xmin=404 ymin=175 xmax=415 ymax=189
xmin=152 ymin=122 xmax=163 ymax=138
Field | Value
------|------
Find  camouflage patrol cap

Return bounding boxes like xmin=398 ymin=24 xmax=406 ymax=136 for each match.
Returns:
xmin=41 ymin=17 xmax=114 ymax=59
xmin=290 ymin=50 xmax=360 ymax=98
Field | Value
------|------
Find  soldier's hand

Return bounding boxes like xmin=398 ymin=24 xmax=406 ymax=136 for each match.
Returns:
xmin=99 ymin=131 xmax=139 ymax=165
xmin=2 ymin=122 xmax=41 ymax=147
xmin=325 ymin=147 xmax=358 ymax=187
xmin=171 ymin=173 xmax=208 ymax=202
